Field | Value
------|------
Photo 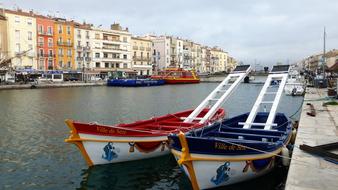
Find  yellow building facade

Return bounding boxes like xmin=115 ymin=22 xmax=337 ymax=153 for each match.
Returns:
xmin=5 ymin=9 xmax=37 ymax=69
xmin=131 ymin=37 xmax=152 ymax=75
xmin=54 ymin=18 xmax=75 ymax=70
xmin=0 ymin=14 xmax=8 ymax=60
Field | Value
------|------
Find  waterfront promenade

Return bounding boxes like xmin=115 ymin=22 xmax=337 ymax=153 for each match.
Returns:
xmin=0 ymin=81 xmax=106 ymax=90
xmin=285 ymin=88 xmax=338 ymax=190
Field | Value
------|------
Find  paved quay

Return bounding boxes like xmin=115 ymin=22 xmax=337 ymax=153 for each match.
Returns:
xmin=285 ymin=87 xmax=338 ymax=190
xmin=0 ymin=82 xmax=106 ymax=90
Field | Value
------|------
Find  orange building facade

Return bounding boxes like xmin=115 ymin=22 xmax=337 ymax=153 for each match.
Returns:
xmin=54 ymin=18 xmax=75 ymax=70
xmin=36 ymin=16 xmax=55 ymax=70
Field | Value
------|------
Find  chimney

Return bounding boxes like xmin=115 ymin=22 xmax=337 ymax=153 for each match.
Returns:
xmin=111 ymin=23 xmax=122 ymax=31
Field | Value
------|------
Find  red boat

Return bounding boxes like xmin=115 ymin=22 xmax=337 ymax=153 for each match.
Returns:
xmin=151 ymin=68 xmax=200 ymax=84
xmin=65 ymin=108 xmax=225 ymax=166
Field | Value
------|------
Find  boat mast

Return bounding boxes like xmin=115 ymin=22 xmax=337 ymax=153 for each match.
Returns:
xmin=323 ymin=27 xmax=326 ymax=79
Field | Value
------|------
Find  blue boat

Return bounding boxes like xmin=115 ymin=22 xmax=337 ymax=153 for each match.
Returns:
xmin=168 ymin=65 xmax=293 ymax=189
xmin=107 ymin=78 xmax=165 ymax=87
xmin=168 ymin=112 xmax=292 ymax=189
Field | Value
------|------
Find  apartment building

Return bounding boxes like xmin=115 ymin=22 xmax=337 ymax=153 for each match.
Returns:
xmin=92 ymin=23 xmax=132 ymax=75
xmin=131 ymin=37 xmax=152 ymax=75
xmin=36 ymin=15 xmax=55 ymax=70
xmin=146 ymin=35 xmax=171 ymax=72
xmin=5 ymin=9 xmax=37 ymax=69
xmin=54 ymin=18 xmax=75 ymax=70
xmin=227 ymin=56 xmax=237 ymax=72
xmin=0 ymin=13 xmax=8 ymax=61
xmin=191 ymin=42 xmax=202 ymax=71
xmin=182 ymin=40 xmax=192 ymax=69
xmin=169 ymin=37 xmax=183 ymax=68
xmin=199 ymin=46 xmax=208 ymax=73
xmin=74 ymin=23 xmax=93 ymax=71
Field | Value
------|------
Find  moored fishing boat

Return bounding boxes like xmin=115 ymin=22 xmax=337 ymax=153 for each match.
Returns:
xmin=65 ymin=108 xmax=225 ymax=166
xmin=151 ymin=68 xmax=200 ymax=84
xmin=107 ymin=78 xmax=165 ymax=87
xmin=168 ymin=65 xmax=293 ymax=189
xmin=65 ymin=65 xmax=251 ymax=166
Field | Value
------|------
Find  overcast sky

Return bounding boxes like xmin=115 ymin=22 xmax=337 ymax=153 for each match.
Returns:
xmin=2 ymin=0 xmax=338 ymax=66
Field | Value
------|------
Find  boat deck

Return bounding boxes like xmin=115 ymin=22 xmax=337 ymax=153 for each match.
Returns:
xmin=285 ymin=88 xmax=338 ymax=190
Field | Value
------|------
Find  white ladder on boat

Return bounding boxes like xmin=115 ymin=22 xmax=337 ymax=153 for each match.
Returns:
xmin=183 ymin=65 xmax=252 ymax=124
xmin=240 ymin=65 xmax=290 ymax=130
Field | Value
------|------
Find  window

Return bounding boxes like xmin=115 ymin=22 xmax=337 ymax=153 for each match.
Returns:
xmin=141 ymin=52 xmax=143 ymax=58
xmin=38 ymin=37 xmax=43 ymax=46
xmin=105 ymin=62 xmax=109 ymax=68
xmin=15 ymin=16 xmax=20 ymax=23
xmin=38 ymin=25 xmax=43 ymax=34
xmin=67 ymin=61 xmax=71 ymax=68
xmin=96 ymin=62 xmax=100 ymax=68
xmin=49 ymin=49 xmax=53 ymax=56
xmin=48 ymin=60 xmax=53 ymax=69
xmin=77 ymin=41 xmax=81 ymax=46
xmin=123 ymin=55 xmax=127 ymax=59
xmin=123 ymin=63 xmax=128 ymax=68
xmin=58 ymin=25 xmax=62 ymax=33
xmin=123 ymin=37 xmax=127 ymax=42
xmin=48 ymin=38 xmax=53 ymax=47
xmin=115 ymin=63 xmax=119 ymax=68
xmin=67 ymin=49 xmax=72 ymax=57
xmin=59 ymin=61 xmax=63 ymax=67
xmin=28 ymin=31 xmax=32 ymax=40
xmin=28 ymin=44 xmax=33 ymax=51
xmin=103 ymin=53 xmax=108 ymax=58
xmin=47 ymin=26 xmax=52 ymax=35
xmin=95 ymin=33 xmax=100 ymax=39
xmin=39 ymin=59 xmax=44 ymax=69
xmin=15 ymin=30 xmax=20 ymax=40
xmin=86 ymin=31 xmax=89 ymax=39
xmin=133 ymin=51 xmax=136 ymax=58
xmin=39 ymin=49 xmax=44 ymax=56
xmin=67 ymin=39 xmax=71 ymax=46
xmin=67 ymin=26 xmax=71 ymax=34
xmin=58 ymin=37 xmax=62 ymax=43
xmin=58 ymin=48 xmax=63 ymax=56
xmin=95 ymin=53 xmax=100 ymax=58
xmin=86 ymin=42 xmax=89 ymax=47
xmin=27 ymin=18 xmax=32 ymax=25
xmin=15 ymin=43 xmax=21 ymax=53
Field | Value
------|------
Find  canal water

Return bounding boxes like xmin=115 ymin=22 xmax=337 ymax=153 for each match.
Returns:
xmin=0 ymin=82 xmax=303 ymax=190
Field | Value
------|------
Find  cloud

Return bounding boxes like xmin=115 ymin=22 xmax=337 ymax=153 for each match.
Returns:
xmin=2 ymin=0 xmax=338 ymax=65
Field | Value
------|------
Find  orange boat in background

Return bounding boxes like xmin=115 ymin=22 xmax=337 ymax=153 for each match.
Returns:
xmin=151 ymin=68 xmax=200 ymax=84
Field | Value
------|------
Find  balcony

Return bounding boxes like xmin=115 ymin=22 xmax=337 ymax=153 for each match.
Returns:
xmin=57 ymin=41 xmax=73 ymax=47
xmin=139 ymin=47 xmax=145 ymax=51
xmin=37 ymin=42 xmax=44 ymax=47
xmin=133 ymin=56 xmax=151 ymax=62
xmin=77 ymin=46 xmax=91 ymax=51
xmin=38 ymin=31 xmax=53 ymax=36
xmin=133 ymin=46 xmax=138 ymax=50
xmin=76 ymin=57 xmax=83 ymax=61
xmin=38 ymin=54 xmax=56 ymax=58
xmin=77 ymin=34 xmax=82 ymax=38
xmin=102 ymin=46 xmax=127 ymax=51
xmin=85 ymin=57 xmax=92 ymax=62
xmin=146 ymin=47 xmax=151 ymax=51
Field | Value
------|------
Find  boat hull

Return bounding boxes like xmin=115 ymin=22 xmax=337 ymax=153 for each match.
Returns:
xmin=164 ymin=78 xmax=200 ymax=84
xmin=107 ymin=79 xmax=165 ymax=87
xmin=171 ymin=150 xmax=276 ymax=189
xmin=65 ymin=108 xmax=225 ymax=166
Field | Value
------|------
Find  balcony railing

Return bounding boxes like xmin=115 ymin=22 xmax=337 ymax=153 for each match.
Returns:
xmin=38 ymin=54 xmax=56 ymax=57
xmin=139 ymin=47 xmax=145 ymax=51
xmin=37 ymin=42 xmax=44 ymax=47
xmin=133 ymin=46 xmax=138 ymax=50
xmin=76 ymin=57 xmax=83 ymax=61
xmin=85 ymin=57 xmax=92 ymax=62
xmin=133 ymin=56 xmax=151 ymax=61
xmin=57 ymin=41 xmax=73 ymax=47
xmin=38 ymin=31 xmax=53 ymax=36
xmin=102 ymin=46 xmax=126 ymax=51
xmin=76 ymin=46 xmax=91 ymax=51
